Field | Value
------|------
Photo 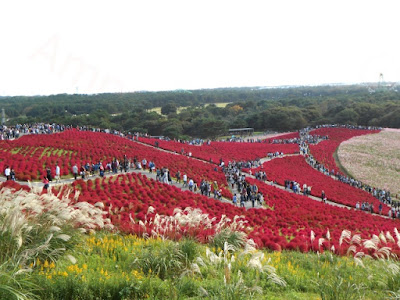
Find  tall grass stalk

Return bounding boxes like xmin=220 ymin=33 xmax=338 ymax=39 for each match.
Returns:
xmin=0 ymin=184 xmax=113 ymax=298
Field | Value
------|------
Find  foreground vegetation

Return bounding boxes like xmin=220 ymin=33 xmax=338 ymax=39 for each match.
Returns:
xmin=1 ymin=184 xmax=400 ymax=300
xmin=28 ymin=233 xmax=400 ymax=299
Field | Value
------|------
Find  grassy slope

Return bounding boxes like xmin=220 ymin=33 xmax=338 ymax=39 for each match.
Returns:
xmin=32 ymin=233 xmax=398 ymax=300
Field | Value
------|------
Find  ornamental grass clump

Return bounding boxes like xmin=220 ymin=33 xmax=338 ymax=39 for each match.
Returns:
xmin=202 ymin=240 xmax=286 ymax=299
xmin=0 ymin=183 xmax=113 ymax=299
xmin=129 ymin=205 xmax=249 ymax=245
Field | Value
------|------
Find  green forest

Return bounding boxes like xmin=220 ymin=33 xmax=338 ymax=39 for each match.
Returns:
xmin=1 ymin=84 xmax=400 ymax=138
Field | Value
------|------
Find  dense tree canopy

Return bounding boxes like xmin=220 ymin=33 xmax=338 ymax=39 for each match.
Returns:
xmin=1 ymin=84 xmax=400 ymax=138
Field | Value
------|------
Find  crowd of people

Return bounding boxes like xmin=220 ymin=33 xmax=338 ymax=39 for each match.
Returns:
xmin=266 ymin=152 xmax=284 ymax=159
xmin=314 ymin=124 xmax=382 ymax=130
xmin=0 ymin=123 xmax=67 ymax=140
xmin=221 ymin=161 xmax=264 ymax=208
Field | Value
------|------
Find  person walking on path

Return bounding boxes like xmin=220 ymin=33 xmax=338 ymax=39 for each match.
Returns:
xmin=232 ymin=194 xmax=237 ymax=206
xmin=46 ymin=167 xmax=52 ymax=182
xmin=4 ymin=166 xmax=10 ymax=180
xmin=175 ymin=171 xmax=181 ymax=183
xmin=251 ymin=193 xmax=256 ymax=208
xmin=72 ymin=164 xmax=78 ymax=180
xmin=240 ymin=193 xmax=245 ymax=208
xmin=43 ymin=176 xmax=49 ymax=190
xmin=188 ymin=179 xmax=194 ymax=191
xmin=55 ymin=164 xmax=61 ymax=183
xmin=321 ymin=190 xmax=326 ymax=203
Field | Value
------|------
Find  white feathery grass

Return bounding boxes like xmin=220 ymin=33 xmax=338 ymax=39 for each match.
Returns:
xmin=147 ymin=206 xmax=155 ymax=214
xmin=198 ymin=286 xmax=209 ymax=297
xmin=326 ymin=229 xmax=331 ymax=240
xmin=353 ymin=257 xmax=365 ymax=268
xmin=247 ymin=252 xmax=264 ymax=271
xmin=371 ymin=234 xmax=380 ymax=247
xmin=339 ymin=229 xmax=351 ymax=246
xmin=206 ymin=248 xmax=221 ymax=265
xmin=363 ymin=239 xmax=378 ymax=250
xmin=375 ymin=246 xmax=392 ymax=259
xmin=56 ymin=234 xmax=71 ymax=242
xmin=190 ymin=262 xmax=202 ymax=275
xmin=346 ymin=245 xmax=357 ymax=255
xmin=14 ymin=268 xmax=33 ymax=276
xmin=386 ymin=231 xmax=396 ymax=243
xmin=16 ymin=235 xmax=23 ymax=250
xmin=139 ymin=220 xmax=146 ymax=229
xmin=49 ymin=226 xmax=61 ymax=232
xmin=394 ymin=228 xmax=400 ymax=249
xmin=0 ymin=184 xmax=113 ymax=272
xmin=131 ymin=206 xmax=248 ymax=243
xmin=66 ymin=254 xmax=77 ymax=264
xmin=94 ymin=202 xmax=104 ymax=209
xmin=224 ymin=242 xmax=236 ymax=255
xmin=387 ymin=262 xmax=400 ymax=276
xmin=195 ymin=256 xmax=206 ymax=268
xmin=354 ymin=251 xmax=365 ymax=259
xmin=394 ymin=228 xmax=400 ymax=241
xmin=318 ymin=238 xmax=326 ymax=248
xmin=350 ymin=234 xmax=362 ymax=245
xmin=310 ymin=230 xmax=315 ymax=243
xmin=379 ymin=232 xmax=387 ymax=244
xmin=267 ymin=271 xmax=287 ymax=287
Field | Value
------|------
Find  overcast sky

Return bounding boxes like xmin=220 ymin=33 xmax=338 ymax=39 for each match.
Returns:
xmin=0 ymin=0 xmax=399 ymax=96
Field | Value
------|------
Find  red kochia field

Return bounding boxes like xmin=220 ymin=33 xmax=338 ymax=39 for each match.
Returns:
xmin=247 ymin=155 xmax=390 ymax=214
xmin=0 ymin=130 xmax=231 ymax=197
xmin=68 ymin=173 xmax=400 ymax=256
xmin=139 ymin=137 xmax=299 ymax=163
xmin=1 ymin=127 xmax=397 ymax=257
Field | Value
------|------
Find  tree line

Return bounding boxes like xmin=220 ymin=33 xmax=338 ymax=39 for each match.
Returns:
xmin=1 ymin=84 xmax=400 ymax=138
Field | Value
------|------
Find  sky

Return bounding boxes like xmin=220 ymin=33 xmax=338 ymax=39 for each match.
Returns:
xmin=0 ymin=0 xmax=399 ymax=96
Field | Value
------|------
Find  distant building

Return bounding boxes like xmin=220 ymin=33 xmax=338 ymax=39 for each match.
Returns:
xmin=228 ymin=128 xmax=254 ymax=136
